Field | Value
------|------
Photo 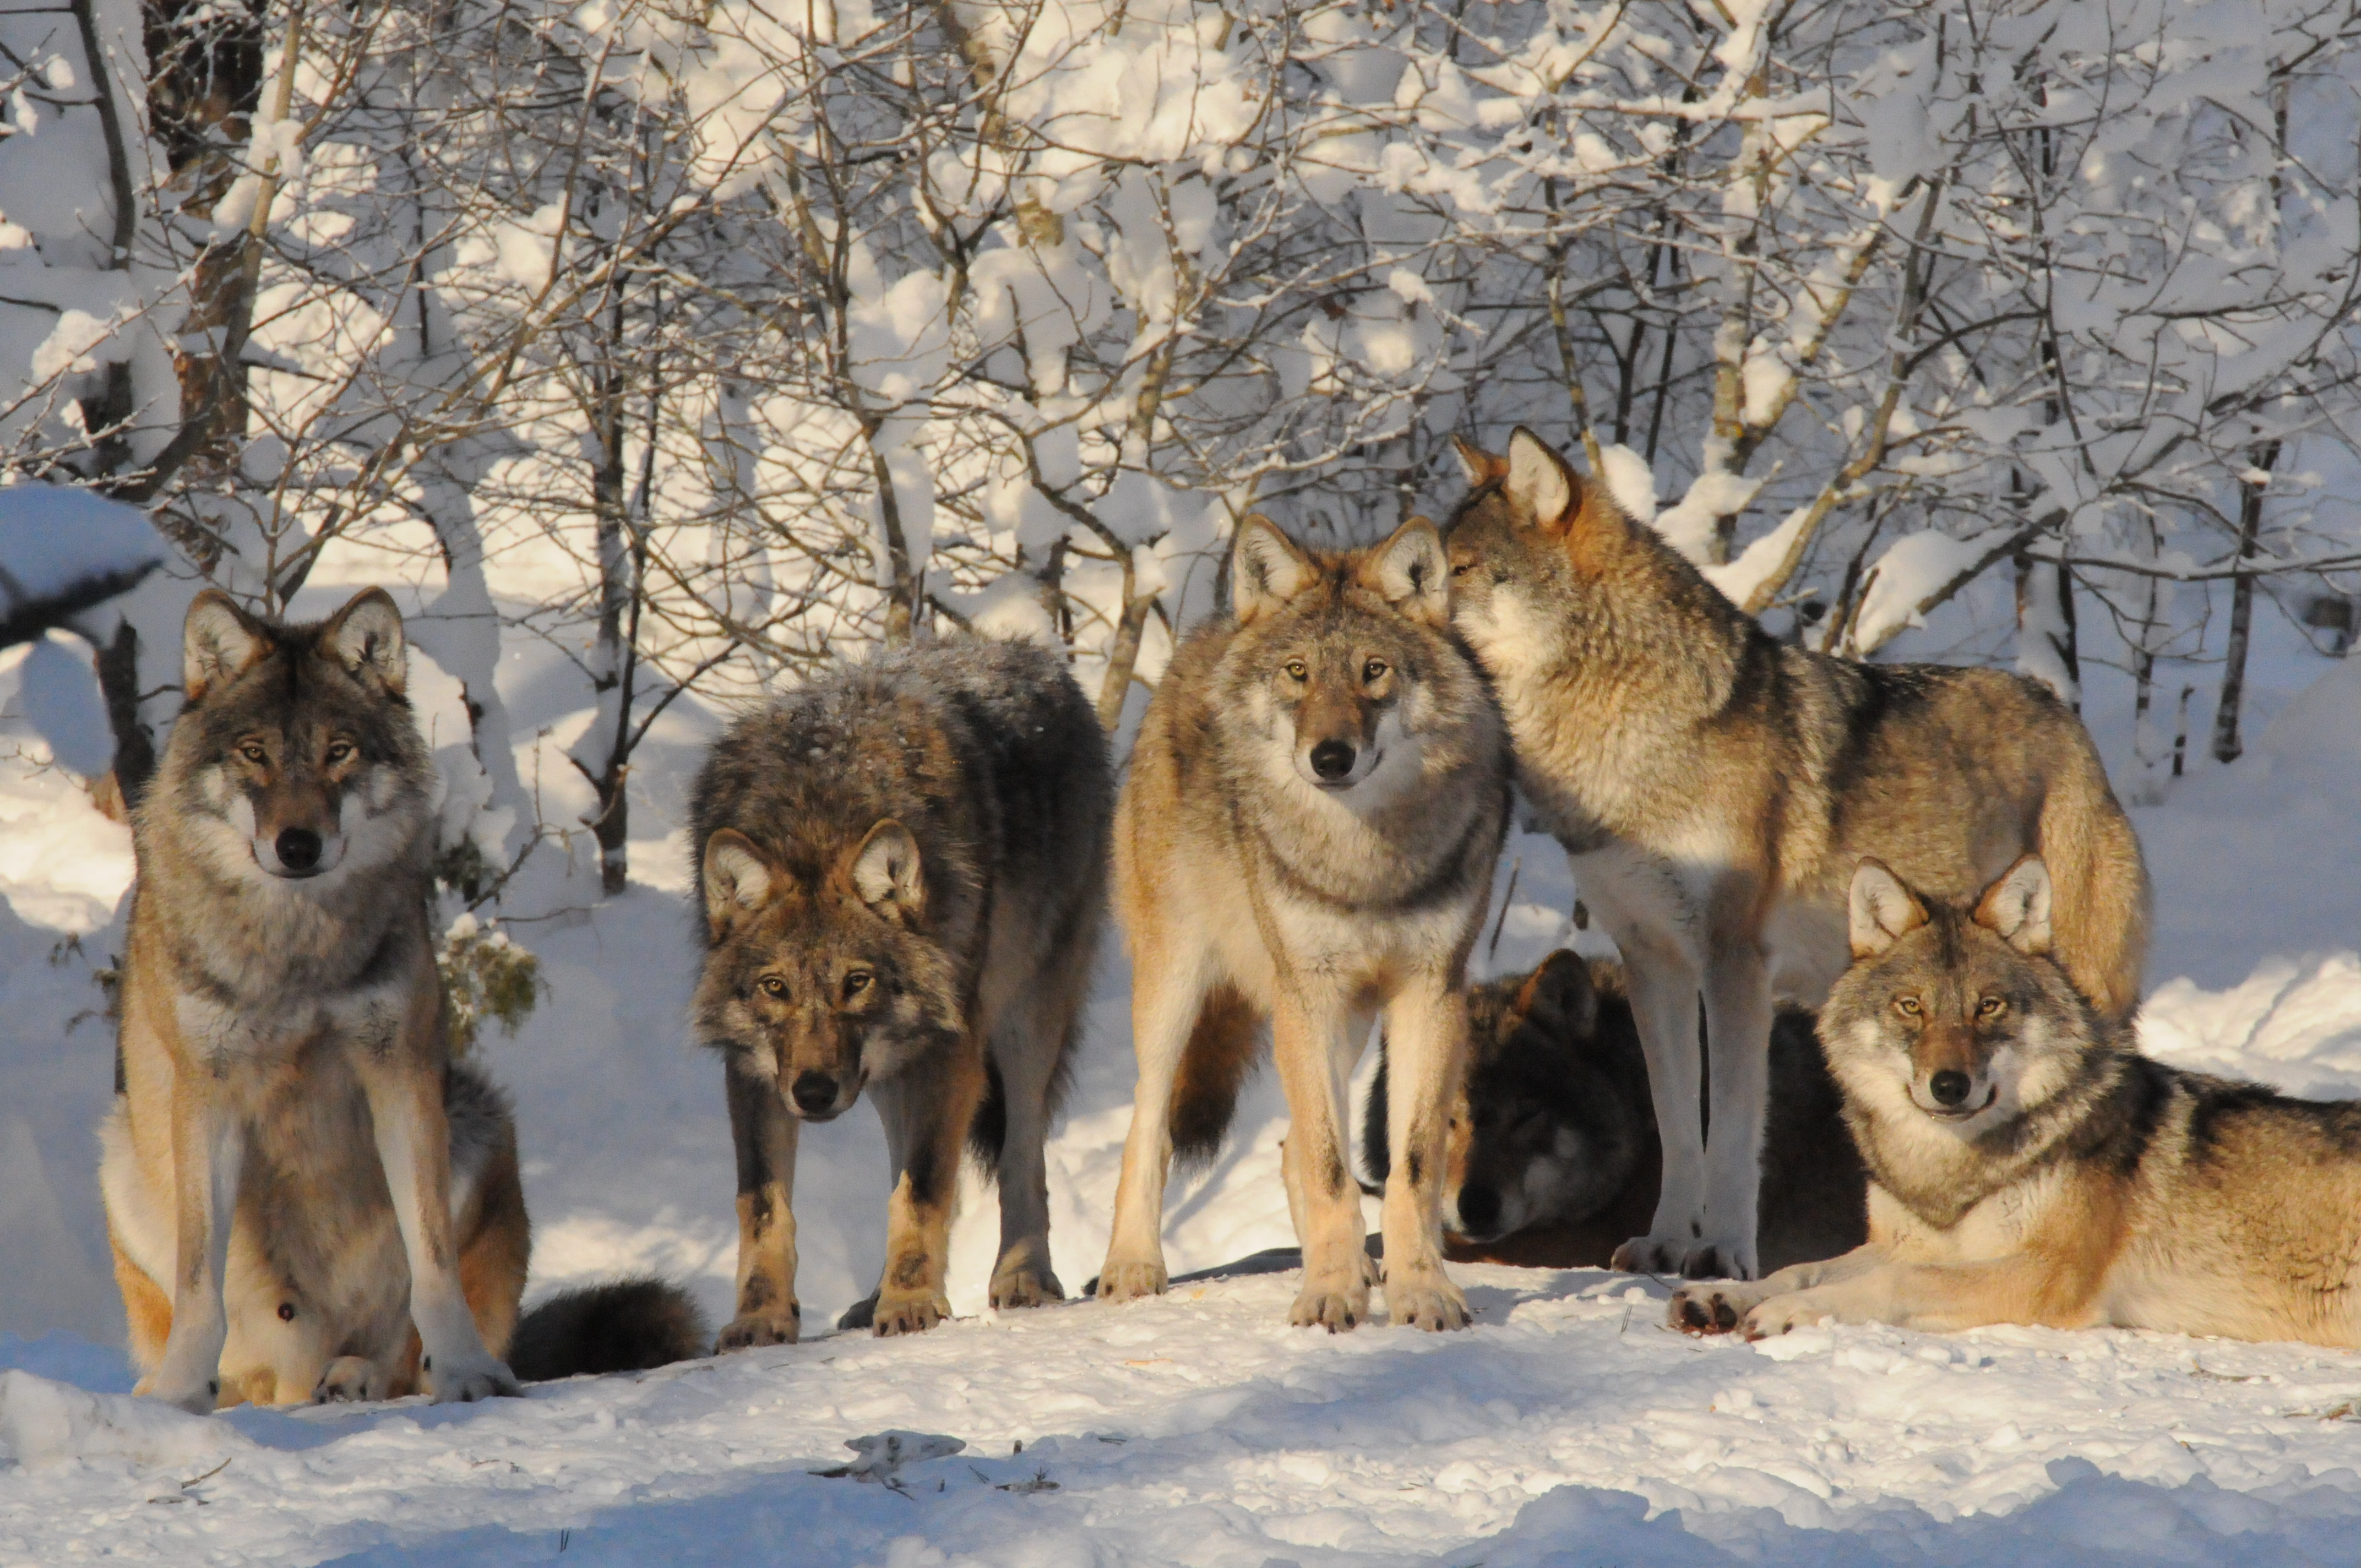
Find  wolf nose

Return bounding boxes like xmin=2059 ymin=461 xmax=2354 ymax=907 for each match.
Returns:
xmin=1454 ymin=1183 xmax=1501 ymax=1237
xmin=1309 ymin=740 xmax=1357 ymax=781
xmin=1929 ymin=1070 xmax=1972 ymax=1107
xmin=275 ymin=827 xmax=323 ymax=872
xmin=790 ymin=1071 xmax=840 ymax=1115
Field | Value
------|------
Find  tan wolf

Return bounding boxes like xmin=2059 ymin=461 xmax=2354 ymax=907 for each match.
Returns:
xmin=1096 ymin=516 xmax=1509 ymax=1332
xmin=102 ymin=589 xmax=701 ymax=1413
xmin=689 ymin=637 xmax=1110 ymax=1343
xmin=1672 ymin=857 xmax=2361 ymax=1348
xmin=1365 ymin=952 xmax=1867 ymax=1273
xmin=1442 ymin=429 xmax=2148 ymax=1280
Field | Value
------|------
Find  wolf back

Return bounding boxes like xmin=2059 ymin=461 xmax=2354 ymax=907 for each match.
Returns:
xmin=1673 ymin=857 xmax=2361 ymax=1347
xmin=1096 ymin=516 xmax=1508 ymax=1333
xmin=689 ymin=635 xmax=1111 ymax=1343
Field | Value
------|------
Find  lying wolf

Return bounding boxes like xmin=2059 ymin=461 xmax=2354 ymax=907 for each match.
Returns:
xmin=1364 ymin=952 xmax=1866 ymax=1273
xmin=1673 ymin=857 xmax=2361 ymax=1347
xmin=1096 ymin=516 xmax=1509 ymax=1332
xmin=1442 ymin=429 xmax=2148 ymax=1280
xmin=690 ymin=637 xmax=1110 ymax=1342
xmin=104 ymin=589 xmax=701 ymax=1412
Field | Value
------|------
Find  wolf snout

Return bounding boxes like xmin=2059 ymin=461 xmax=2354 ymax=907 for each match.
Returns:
xmin=790 ymin=1070 xmax=846 ymax=1119
xmin=1451 ymin=1182 xmax=1502 ymax=1239
xmin=276 ymin=827 xmax=323 ymax=873
xmin=1309 ymin=739 xmax=1357 ymax=781
xmin=259 ymin=825 xmax=341 ymax=878
xmin=1916 ymin=1070 xmax=1998 ymax=1118
xmin=1929 ymin=1069 xmax=1971 ymax=1107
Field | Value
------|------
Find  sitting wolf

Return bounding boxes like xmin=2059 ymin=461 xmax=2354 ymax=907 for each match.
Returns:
xmin=690 ymin=637 xmax=1110 ymax=1343
xmin=1674 ymin=857 xmax=2361 ymax=1348
xmin=1443 ymin=428 xmax=2148 ymax=1280
xmin=1096 ymin=516 xmax=1509 ymax=1332
xmin=1365 ymin=952 xmax=1867 ymax=1275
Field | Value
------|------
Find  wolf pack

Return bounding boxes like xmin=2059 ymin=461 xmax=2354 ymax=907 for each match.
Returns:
xmin=93 ymin=428 xmax=2361 ymax=1422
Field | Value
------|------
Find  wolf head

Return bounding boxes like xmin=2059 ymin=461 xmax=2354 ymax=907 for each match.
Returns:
xmin=1438 ymin=429 xmax=1616 ymax=668
xmin=691 ymin=821 xmax=962 ymax=1119
xmin=1218 ymin=514 xmax=1488 ymax=804
xmin=1821 ymin=857 xmax=2098 ymax=1136
xmin=155 ymin=587 xmax=433 ymax=885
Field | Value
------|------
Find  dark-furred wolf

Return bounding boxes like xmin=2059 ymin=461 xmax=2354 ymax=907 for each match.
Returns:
xmin=689 ymin=636 xmax=1109 ymax=1343
xmin=1364 ymin=952 xmax=1866 ymax=1274
xmin=1097 ymin=516 xmax=1509 ymax=1332
xmin=1443 ymin=429 xmax=2148 ymax=1280
xmin=1673 ymin=857 xmax=2361 ymax=1347
xmin=103 ymin=590 xmax=701 ymax=1414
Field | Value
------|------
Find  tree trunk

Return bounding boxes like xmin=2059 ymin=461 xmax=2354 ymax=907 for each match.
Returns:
xmin=2211 ymin=442 xmax=2281 ymax=765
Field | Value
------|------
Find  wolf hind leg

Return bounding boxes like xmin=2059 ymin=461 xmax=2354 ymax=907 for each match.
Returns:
xmin=1376 ymin=976 xmax=1470 ymax=1331
xmin=1273 ymin=993 xmax=1377 ymax=1332
xmin=1693 ymin=945 xmax=1773 ymax=1281
xmin=1098 ymin=948 xmax=1221 ymax=1303
xmin=1605 ymin=937 xmax=1707 ymax=1277
xmin=983 ymin=985 xmax=1078 ymax=1310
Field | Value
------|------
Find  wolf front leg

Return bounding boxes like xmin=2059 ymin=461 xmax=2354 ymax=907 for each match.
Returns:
xmin=1668 ymin=1243 xmax=1888 ymax=1333
xmin=1605 ymin=932 xmax=1709 ymax=1276
xmin=353 ymin=1002 xmax=519 ymax=1402
xmin=1098 ymin=957 xmax=1212 ymax=1302
xmin=145 ymin=1080 xmax=244 ymax=1414
xmin=1738 ymin=1249 xmax=2103 ymax=1340
xmin=1694 ymin=922 xmax=1774 ymax=1281
xmin=985 ymin=974 xmax=1081 ymax=1310
xmin=718 ymin=1059 xmax=802 ymax=1350
xmin=1377 ymin=975 xmax=1472 ymax=1331
xmin=1272 ymin=992 xmax=1378 ymax=1332
xmin=868 ymin=1050 xmax=985 ymax=1336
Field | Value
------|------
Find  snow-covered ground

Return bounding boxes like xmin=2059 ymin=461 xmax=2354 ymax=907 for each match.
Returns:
xmin=5 ymin=569 xmax=2361 ymax=1562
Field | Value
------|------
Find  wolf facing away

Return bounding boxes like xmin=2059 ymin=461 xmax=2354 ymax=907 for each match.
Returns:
xmin=1442 ymin=429 xmax=2148 ymax=1281
xmin=1096 ymin=516 xmax=1509 ymax=1332
xmin=102 ymin=590 xmax=702 ymax=1413
xmin=1364 ymin=952 xmax=1867 ymax=1274
xmin=689 ymin=636 xmax=1110 ymax=1343
xmin=1673 ymin=856 xmax=2361 ymax=1347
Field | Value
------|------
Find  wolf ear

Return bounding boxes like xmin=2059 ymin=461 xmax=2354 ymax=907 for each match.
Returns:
xmin=851 ymin=819 xmax=926 ymax=922
xmin=1974 ymin=854 xmax=2054 ymax=955
xmin=702 ymin=829 xmax=776 ymax=937
xmin=182 ymin=590 xmax=272 ymax=703
xmin=322 ymin=587 xmax=407 ymax=694
xmin=1452 ymin=435 xmax=1504 ymax=489
xmin=1504 ymin=428 xmax=1578 ymax=533
xmin=1514 ymin=949 xmax=1598 ymax=1042
xmin=1848 ymin=858 xmax=1929 ymax=957
xmin=1366 ymin=516 xmax=1449 ymax=625
xmin=1231 ymin=515 xmax=1316 ymax=624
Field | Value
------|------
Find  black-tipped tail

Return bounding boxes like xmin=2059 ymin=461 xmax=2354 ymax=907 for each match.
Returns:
xmin=508 ymin=1277 xmax=710 ymax=1383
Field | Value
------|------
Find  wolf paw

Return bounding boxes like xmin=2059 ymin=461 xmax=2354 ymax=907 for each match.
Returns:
xmin=1094 ymin=1261 xmax=1169 ymax=1303
xmin=716 ymin=1308 xmax=801 ymax=1352
xmin=871 ymin=1289 xmax=951 ymax=1336
xmin=988 ymin=1264 xmax=1065 ymax=1311
xmin=427 ymin=1353 xmax=523 ymax=1403
xmin=1680 ymin=1238 xmax=1758 ymax=1282
xmin=1741 ymin=1292 xmax=1835 ymax=1341
xmin=1384 ymin=1270 xmax=1471 ymax=1332
xmin=1288 ymin=1275 xmax=1371 ymax=1333
xmin=312 ymin=1356 xmax=390 ymax=1404
xmin=1610 ymin=1233 xmax=1690 ymax=1275
xmin=1668 ymin=1282 xmax=1763 ymax=1335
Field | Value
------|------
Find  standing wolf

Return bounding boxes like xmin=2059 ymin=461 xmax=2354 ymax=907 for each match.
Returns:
xmin=690 ymin=637 xmax=1109 ymax=1343
xmin=1444 ymin=429 xmax=2148 ymax=1281
xmin=103 ymin=589 xmax=700 ymax=1413
xmin=1096 ymin=516 xmax=1509 ymax=1332
xmin=1673 ymin=857 xmax=2361 ymax=1348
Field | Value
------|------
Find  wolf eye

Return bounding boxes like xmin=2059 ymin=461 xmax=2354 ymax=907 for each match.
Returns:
xmin=325 ymin=739 xmax=355 ymax=764
xmin=1283 ymin=660 xmax=1307 ymax=681
xmin=1894 ymin=996 xmax=1922 ymax=1017
xmin=238 ymin=742 xmax=268 ymax=765
xmin=1978 ymin=996 xmax=2006 ymax=1018
xmin=842 ymin=971 xmax=873 ymax=1001
xmin=1450 ymin=561 xmax=1473 ymax=577
xmin=758 ymin=976 xmax=788 ymax=1000
xmin=1363 ymin=659 xmax=1389 ymax=682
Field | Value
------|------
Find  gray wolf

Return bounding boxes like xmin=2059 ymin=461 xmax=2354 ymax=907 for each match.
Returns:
xmin=102 ymin=589 xmax=701 ymax=1412
xmin=1365 ymin=952 xmax=1865 ymax=1272
xmin=688 ymin=636 xmax=1110 ymax=1342
xmin=1672 ymin=856 xmax=2361 ymax=1347
xmin=1442 ymin=429 xmax=2148 ymax=1279
xmin=1095 ymin=515 xmax=1509 ymax=1331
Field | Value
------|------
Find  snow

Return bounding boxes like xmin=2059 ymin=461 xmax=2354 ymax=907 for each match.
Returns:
xmin=0 ymin=485 xmax=162 ymax=609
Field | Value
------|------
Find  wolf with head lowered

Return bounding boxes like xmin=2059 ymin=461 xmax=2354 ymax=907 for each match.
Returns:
xmin=1673 ymin=857 xmax=2361 ymax=1348
xmin=1097 ymin=516 xmax=1508 ymax=1332
xmin=1444 ymin=429 xmax=2149 ymax=1281
xmin=105 ymin=590 xmax=701 ymax=1414
xmin=690 ymin=636 xmax=1109 ymax=1343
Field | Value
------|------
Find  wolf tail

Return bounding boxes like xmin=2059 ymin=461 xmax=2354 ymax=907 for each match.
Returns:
xmin=2036 ymin=737 xmax=2151 ymax=1023
xmin=507 ymin=1277 xmax=710 ymax=1383
xmin=1169 ymin=983 xmax=1263 ymax=1167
